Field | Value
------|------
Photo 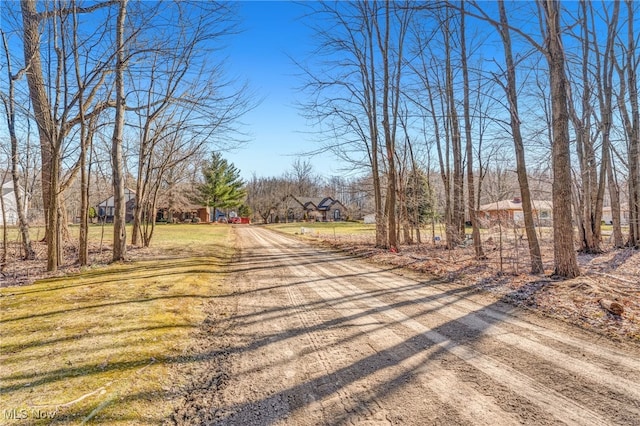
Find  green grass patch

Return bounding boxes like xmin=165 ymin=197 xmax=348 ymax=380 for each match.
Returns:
xmin=267 ymin=221 xmax=376 ymax=237
xmin=0 ymin=224 xmax=234 ymax=424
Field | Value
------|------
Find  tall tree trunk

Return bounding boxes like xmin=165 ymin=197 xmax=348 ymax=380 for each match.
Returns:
xmin=624 ymin=0 xmax=640 ymax=247
xmin=112 ymin=0 xmax=127 ymax=262
xmin=592 ymin=1 xmax=622 ymax=248
xmin=72 ymin=7 xmax=89 ymax=266
xmin=1 ymin=30 xmax=35 ymax=260
xmin=379 ymin=2 xmax=398 ymax=252
xmin=569 ymin=0 xmax=601 ymax=254
xmin=444 ymin=12 xmax=464 ymax=247
xmin=361 ymin=2 xmax=385 ymax=249
xmin=21 ymin=0 xmax=62 ymax=271
xmin=423 ymin=63 xmax=450 ymax=248
xmin=541 ymin=0 xmax=580 ymax=278
xmin=497 ymin=0 xmax=544 ymax=274
xmin=78 ymin=119 xmax=95 ymax=266
xmin=461 ymin=2 xmax=485 ymax=260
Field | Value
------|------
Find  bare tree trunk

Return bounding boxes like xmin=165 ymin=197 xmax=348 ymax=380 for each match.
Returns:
xmin=568 ymin=0 xmax=603 ymax=254
xmin=623 ymin=1 xmax=640 ymax=247
xmin=497 ymin=0 xmax=544 ymax=273
xmin=21 ymin=0 xmax=62 ymax=270
xmin=444 ymin=10 xmax=465 ymax=248
xmin=541 ymin=0 xmax=580 ymax=278
xmin=592 ymin=1 xmax=623 ymax=248
xmin=461 ymin=2 xmax=485 ymax=260
xmin=1 ymin=169 xmax=8 ymax=270
xmin=352 ymin=2 xmax=386 ymax=248
xmin=378 ymin=2 xmax=398 ymax=252
xmin=111 ymin=0 xmax=127 ymax=262
xmin=72 ymin=7 xmax=89 ymax=266
xmin=1 ymin=30 xmax=35 ymax=260
xmin=77 ymin=118 xmax=95 ymax=266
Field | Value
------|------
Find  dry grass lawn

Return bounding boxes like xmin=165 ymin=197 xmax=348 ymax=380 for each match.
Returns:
xmin=0 ymin=224 xmax=234 ymax=424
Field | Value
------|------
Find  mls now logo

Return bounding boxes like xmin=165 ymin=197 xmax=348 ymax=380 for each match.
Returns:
xmin=3 ymin=408 xmax=57 ymax=420
xmin=3 ymin=408 xmax=28 ymax=420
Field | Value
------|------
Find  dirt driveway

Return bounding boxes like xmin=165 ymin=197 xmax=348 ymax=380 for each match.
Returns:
xmin=171 ymin=226 xmax=640 ymax=425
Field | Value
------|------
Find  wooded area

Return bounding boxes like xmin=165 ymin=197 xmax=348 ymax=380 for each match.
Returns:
xmin=298 ymin=0 xmax=639 ymax=278
xmin=1 ymin=0 xmax=639 ymax=280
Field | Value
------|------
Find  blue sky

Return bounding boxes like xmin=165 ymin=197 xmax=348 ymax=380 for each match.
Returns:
xmin=224 ymin=1 xmax=339 ymax=180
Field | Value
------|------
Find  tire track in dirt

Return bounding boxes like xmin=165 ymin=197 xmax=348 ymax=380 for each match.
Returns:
xmin=171 ymin=227 xmax=640 ymax=425
xmin=299 ymin=243 xmax=640 ymax=424
xmin=260 ymin=228 xmax=640 ymax=424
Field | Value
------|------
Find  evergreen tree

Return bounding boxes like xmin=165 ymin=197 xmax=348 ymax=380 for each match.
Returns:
xmin=197 ymin=152 xmax=246 ymax=221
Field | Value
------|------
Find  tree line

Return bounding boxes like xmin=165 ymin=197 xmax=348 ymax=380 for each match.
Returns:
xmin=298 ymin=0 xmax=639 ymax=278
xmin=2 ymin=1 xmax=639 ymax=281
xmin=2 ymin=1 xmax=250 ymax=271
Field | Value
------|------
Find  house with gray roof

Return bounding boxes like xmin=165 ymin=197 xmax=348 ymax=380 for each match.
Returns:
xmin=279 ymin=195 xmax=348 ymax=222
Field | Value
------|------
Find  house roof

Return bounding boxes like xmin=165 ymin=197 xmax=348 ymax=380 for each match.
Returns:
xmin=2 ymin=181 xmax=14 ymax=196
xmin=479 ymin=199 xmax=552 ymax=212
xmin=284 ymin=195 xmax=347 ymax=212
xmin=96 ymin=188 xmax=137 ymax=207
xmin=2 ymin=180 xmax=26 ymax=198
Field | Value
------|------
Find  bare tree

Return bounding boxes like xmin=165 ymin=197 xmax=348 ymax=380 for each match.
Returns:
xmin=302 ymin=1 xmax=388 ymax=247
xmin=19 ymin=0 xmax=115 ymax=270
xmin=245 ymin=175 xmax=285 ymax=224
xmin=494 ymin=0 xmax=543 ymax=273
xmin=460 ymin=2 xmax=485 ymax=260
xmin=372 ymin=1 xmax=414 ymax=251
xmin=441 ymin=6 xmax=466 ymax=248
xmin=290 ymin=158 xmax=316 ymax=196
xmin=540 ymin=0 xmax=580 ymax=277
xmin=590 ymin=1 xmax=623 ymax=248
xmin=1 ymin=29 xmax=35 ymax=260
xmin=614 ymin=0 xmax=640 ymax=247
xmin=465 ymin=0 xmax=579 ymax=277
xmin=128 ymin=1 xmax=248 ymax=246
xmin=111 ymin=0 xmax=127 ymax=262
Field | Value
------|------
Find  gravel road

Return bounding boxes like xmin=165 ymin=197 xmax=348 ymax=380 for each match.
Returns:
xmin=171 ymin=226 xmax=640 ymax=425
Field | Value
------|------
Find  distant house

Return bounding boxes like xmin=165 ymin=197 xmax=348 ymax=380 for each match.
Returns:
xmin=478 ymin=198 xmax=553 ymax=227
xmin=1 ymin=180 xmax=28 ymax=226
xmin=363 ymin=213 xmax=376 ymax=224
xmin=602 ymin=205 xmax=630 ymax=225
xmin=280 ymin=195 xmax=348 ymax=222
xmin=95 ymin=188 xmax=136 ymax=223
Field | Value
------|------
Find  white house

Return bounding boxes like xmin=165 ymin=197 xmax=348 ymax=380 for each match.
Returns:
xmin=1 ymin=180 xmax=28 ymax=226
xmin=602 ymin=205 xmax=630 ymax=225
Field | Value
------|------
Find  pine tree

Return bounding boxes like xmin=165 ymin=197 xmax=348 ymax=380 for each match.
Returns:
xmin=197 ymin=152 xmax=246 ymax=221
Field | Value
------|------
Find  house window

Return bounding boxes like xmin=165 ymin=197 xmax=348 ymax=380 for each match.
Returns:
xmin=334 ymin=209 xmax=341 ymax=220
xmin=540 ymin=210 xmax=550 ymax=219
